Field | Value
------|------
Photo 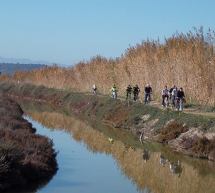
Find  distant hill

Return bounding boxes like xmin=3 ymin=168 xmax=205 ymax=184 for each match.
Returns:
xmin=0 ymin=63 xmax=47 ymax=75
xmin=0 ymin=56 xmax=48 ymax=64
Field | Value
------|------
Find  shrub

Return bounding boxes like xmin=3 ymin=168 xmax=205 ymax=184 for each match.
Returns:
xmin=158 ymin=121 xmax=188 ymax=143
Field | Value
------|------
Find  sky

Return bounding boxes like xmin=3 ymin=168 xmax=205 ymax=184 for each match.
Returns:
xmin=0 ymin=0 xmax=214 ymax=65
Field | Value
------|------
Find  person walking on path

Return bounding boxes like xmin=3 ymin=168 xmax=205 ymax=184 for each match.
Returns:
xmin=169 ymin=85 xmax=175 ymax=101
xmin=161 ymin=85 xmax=169 ymax=107
xmin=126 ymin=85 xmax=132 ymax=100
xmin=144 ymin=84 xmax=152 ymax=104
xmin=171 ymin=86 xmax=178 ymax=107
xmin=133 ymin=84 xmax=140 ymax=101
xmin=92 ymin=84 xmax=97 ymax=95
xmin=111 ymin=84 xmax=118 ymax=99
xmin=176 ymin=87 xmax=185 ymax=111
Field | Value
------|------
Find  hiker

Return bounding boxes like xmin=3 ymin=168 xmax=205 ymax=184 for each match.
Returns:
xmin=161 ymin=85 xmax=169 ymax=107
xmin=133 ymin=84 xmax=140 ymax=101
xmin=144 ymin=84 xmax=152 ymax=104
xmin=111 ymin=84 xmax=118 ymax=99
xmin=176 ymin=87 xmax=185 ymax=111
xmin=92 ymin=84 xmax=97 ymax=95
xmin=171 ymin=86 xmax=178 ymax=107
xmin=126 ymin=84 xmax=132 ymax=100
xmin=169 ymin=85 xmax=175 ymax=101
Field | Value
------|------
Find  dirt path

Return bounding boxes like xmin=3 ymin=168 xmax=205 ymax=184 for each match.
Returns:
xmin=148 ymin=101 xmax=215 ymax=118
xmin=112 ymin=94 xmax=215 ymax=118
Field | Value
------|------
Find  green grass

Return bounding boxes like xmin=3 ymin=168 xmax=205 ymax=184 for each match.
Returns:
xmin=0 ymin=81 xmax=215 ymax=132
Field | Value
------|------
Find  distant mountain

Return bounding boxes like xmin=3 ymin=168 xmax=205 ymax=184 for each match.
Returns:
xmin=0 ymin=63 xmax=47 ymax=75
xmin=0 ymin=56 xmax=48 ymax=65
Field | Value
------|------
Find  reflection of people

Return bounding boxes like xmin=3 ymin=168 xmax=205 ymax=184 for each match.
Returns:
xmin=159 ymin=154 xmax=167 ymax=166
xmin=169 ymin=160 xmax=182 ymax=177
xmin=139 ymin=131 xmax=144 ymax=144
xmin=142 ymin=149 xmax=150 ymax=162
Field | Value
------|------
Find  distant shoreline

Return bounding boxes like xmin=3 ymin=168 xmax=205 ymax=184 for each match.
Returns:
xmin=0 ymin=63 xmax=47 ymax=75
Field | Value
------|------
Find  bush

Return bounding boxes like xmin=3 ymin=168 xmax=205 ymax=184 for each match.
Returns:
xmin=158 ymin=121 xmax=188 ymax=143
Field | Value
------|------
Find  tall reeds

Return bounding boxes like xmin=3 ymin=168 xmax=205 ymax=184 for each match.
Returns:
xmin=7 ymin=28 xmax=215 ymax=105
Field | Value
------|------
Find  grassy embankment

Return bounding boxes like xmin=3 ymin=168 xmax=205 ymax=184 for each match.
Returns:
xmin=0 ymin=81 xmax=215 ymax=161
xmin=0 ymin=96 xmax=57 ymax=192
xmin=1 ymin=28 xmax=215 ymax=107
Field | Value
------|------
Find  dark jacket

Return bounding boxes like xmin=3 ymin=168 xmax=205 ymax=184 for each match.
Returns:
xmin=126 ymin=86 xmax=132 ymax=93
xmin=177 ymin=90 xmax=185 ymax=98
xmin=133 ymin=86 xmax=140 ymax=94
xmin=145 ymin=86 xmax=152 ymax=94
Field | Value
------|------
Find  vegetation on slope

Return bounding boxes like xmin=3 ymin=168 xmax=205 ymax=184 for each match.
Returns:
xmin=0 ymin=81 xmax=215 ymax=161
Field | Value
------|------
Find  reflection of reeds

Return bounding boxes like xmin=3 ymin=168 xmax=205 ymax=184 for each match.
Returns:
xmin=5 ymin=28 xmax=215 ymax=105
xmin=28 ymin=110 xmax=215 ymax=193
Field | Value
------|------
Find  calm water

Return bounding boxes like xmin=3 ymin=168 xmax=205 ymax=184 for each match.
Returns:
xmin=26 ymin=116 xmax=148 ymax=193
xmin=18 ymin=103 xmax=215 ymax=193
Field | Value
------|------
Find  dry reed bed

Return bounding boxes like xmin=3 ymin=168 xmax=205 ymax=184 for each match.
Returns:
xmin=0 ymin=97 xmax=57 ymax=192
xmin=4 ymin=28 xmax=215 ymax=105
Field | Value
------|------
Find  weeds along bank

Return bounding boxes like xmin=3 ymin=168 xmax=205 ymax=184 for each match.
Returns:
xmin=0 ymin=81 xmax=215 ymax=161
xmin=0 ymin=96 xmax=57 ymax=192
xmin=2 ymin=28 xmax=215 ymax=105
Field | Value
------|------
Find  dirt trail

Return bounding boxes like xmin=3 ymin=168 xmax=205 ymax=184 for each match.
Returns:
xmin=150 ymin=101 xmax=215 ymax=118
xmin=111 ymin=94 xmax=215 ymax=118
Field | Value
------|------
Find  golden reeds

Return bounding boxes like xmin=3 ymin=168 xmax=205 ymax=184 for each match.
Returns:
xmin=7 ymin=28 xmax=215 ymax=105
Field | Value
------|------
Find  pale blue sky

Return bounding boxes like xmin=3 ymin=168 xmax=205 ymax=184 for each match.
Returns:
xmin=0 ymin=0 xmax=214 ymax=65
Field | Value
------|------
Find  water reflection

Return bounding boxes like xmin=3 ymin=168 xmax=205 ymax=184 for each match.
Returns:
xmin=143 ymin=149 xmax=150 ymax=163
xmin=23 ymin=107 xmax=215 ymax=193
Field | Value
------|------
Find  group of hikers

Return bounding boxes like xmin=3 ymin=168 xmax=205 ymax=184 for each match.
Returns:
xmin=161 ymin=85 xmax=185 ymax=111
xmin=125 ymin=84 xmax=152 ymax=104
xmin=92 ymin=83 xmax=185 ymax=111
